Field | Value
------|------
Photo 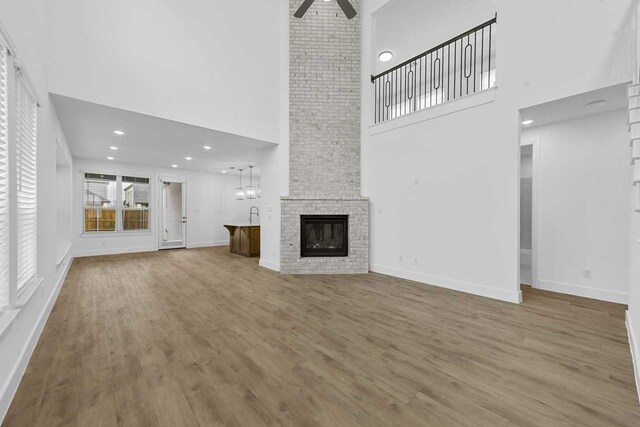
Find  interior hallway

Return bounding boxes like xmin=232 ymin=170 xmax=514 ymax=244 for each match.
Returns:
xmin=3 ymin=247 xmax=639 ymax=427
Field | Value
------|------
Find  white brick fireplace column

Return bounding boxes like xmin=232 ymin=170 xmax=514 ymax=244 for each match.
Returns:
xmin=281 ymin=0 xmax=369 ymax=274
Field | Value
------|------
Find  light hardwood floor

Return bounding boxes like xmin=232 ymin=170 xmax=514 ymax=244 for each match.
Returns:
xmin=3 ymin=247 xmax=639 ymax=426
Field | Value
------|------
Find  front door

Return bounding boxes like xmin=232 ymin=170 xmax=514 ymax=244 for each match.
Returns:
xmin=159 ymin=178 xmax=186 ymax=249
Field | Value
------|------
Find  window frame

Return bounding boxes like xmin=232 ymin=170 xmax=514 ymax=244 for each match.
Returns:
xmin=0 ymin=35 xmax=10 ymax=316
xmin=81 ymin=171 xmax=153 ymax=235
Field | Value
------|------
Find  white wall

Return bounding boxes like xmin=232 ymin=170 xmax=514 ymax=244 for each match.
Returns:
xmin=522 ymin=110 xmax=629 ymax=303
xmin=46 ymin=0 xmax=282 ymax=143
xmin=258 ymin=0 xmax=290 ymax=272
xmin=625 ymin=0 xmax=640 ymax=403
xmin=73 ymin=159 xmax=259 ymax=257
xmin=0 ymin=0 xmax=75 ymax=420
xmin=362 ymin=0 xmax=636 ymax=303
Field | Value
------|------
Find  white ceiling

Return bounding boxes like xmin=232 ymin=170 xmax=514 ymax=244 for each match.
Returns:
xmin=51 ymin=94 xmax=275 ymax=174
xmin=520 ymin=83 xmax=628 ymax=129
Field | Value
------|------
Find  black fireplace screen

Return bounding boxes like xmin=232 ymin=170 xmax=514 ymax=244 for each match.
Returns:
xmin=300 ymin=215 xmax=348 ymax=257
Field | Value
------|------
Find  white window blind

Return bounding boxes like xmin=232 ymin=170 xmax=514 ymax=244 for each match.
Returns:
xmin=15 ymin=71 xmax=37 ymax=291
xmin=0 ymin=40 xmax=9 ymax=311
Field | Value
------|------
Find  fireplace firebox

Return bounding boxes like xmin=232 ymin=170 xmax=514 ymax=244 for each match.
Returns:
xmin=300 ymin=215 xmax=348 ymax=257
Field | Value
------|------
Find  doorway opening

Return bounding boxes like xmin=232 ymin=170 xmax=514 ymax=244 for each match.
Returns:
xmin=517 ymin=82 xmax=630 ymax=303
xmin=159 ymin=178 xmax=186 ymax=249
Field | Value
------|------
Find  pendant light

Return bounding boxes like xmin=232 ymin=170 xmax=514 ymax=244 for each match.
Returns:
xmin=235 ymin=168 xmax=245 ymax=200
xmin=246 ymin=166 xmax=257 ymax=199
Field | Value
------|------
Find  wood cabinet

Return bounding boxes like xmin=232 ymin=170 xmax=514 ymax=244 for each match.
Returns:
xmin=224 ymin=225 xmax=260 ymax=258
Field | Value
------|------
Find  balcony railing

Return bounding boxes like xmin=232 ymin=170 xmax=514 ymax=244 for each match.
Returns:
xmin=371 ymin=15 xmax=497 ymax=124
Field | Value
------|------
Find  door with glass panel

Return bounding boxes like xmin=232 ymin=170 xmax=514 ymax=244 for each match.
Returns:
xmin=159 ymin=178 xmax=186 ymax=249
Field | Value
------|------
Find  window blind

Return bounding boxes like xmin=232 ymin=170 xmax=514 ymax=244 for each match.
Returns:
xmin=0 ymin=40 xmax=9 ymax=311
xmin=15 ymin=72 xmax=37 ymax=291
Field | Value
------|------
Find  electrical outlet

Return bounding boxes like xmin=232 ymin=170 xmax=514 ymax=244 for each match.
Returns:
xmin=414 ymin=258 xmax=419 ymax=265
xmin=399 ymin=256 xmax=404 ymax=263
xmin=414 ymin=178 xmax=421 ymax=186
xmin=583 ymin=269 xmax=592 ymax=279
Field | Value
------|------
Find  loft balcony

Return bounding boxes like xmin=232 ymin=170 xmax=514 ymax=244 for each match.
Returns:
xmin=371 ymin=15 xmax=497 ymax=124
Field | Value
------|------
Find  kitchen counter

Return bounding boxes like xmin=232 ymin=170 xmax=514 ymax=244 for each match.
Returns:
xmin=223 ymin=224 xmax=260 ymax=258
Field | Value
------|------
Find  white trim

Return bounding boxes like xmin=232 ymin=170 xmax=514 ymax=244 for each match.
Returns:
xmin=0 ymin=20 xmax=17 ymax=56
xmin=370 ymin=264 xmax=523 ymax=304
xmin=12 ymin=59 xmax=40 ymax=107
xmin=15 ymin=277 xmax=43 ymax=308
xmin=626 ymin=311 xmax=640 ymax=404
xmin=537 ymin=279 xmax=627 ymax=304
xmin=80 ymin=231 xmax=153 ymax=238
xmin=0 ymin=308 xmax=18 ymax=339
xmin=56 ymin=243 xmax=72 ymax=266
xmin=0 ymin=253 xmax=73 ymax=423
xmin=368 ymin=87 xmax=497 ymax=136
xmin=259 ymin=259 xmax=281 ymax=272
xmin=74 ymin=246 xmax=158 ymax=258
xmin=187 ymin=241 xmax=228 ymax=249
xmin=520 ymin=138 xmax=541 ymax=288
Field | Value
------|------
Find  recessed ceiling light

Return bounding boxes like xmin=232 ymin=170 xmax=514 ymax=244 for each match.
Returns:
xmin=203 ymin=145 xmax=212 ymax=150
xmin=185 ymin=156 xmax=192 ymax=160
xmin=107 ymin=156 xmax=114 ymax=160
xmin=113 ymin=130 xmax=125 ymax=135
xmin=521 ymin=120 xmax=534 ymax=125
xmin=378 ymin=51 xmax=393 ymax=62
xmin=109 ymin=146 xmax=118 ymax=150
xmin=171 ymin=164 xmax=178 ymax=168
xmin=222 ymin=170 xmax=227 ymax=174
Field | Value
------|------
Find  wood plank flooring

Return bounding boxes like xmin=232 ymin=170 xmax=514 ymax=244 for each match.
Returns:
xmin=3 ymin=246 xmax=639 ymax=426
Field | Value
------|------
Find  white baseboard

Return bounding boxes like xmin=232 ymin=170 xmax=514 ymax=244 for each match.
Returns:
xmin=0 ymin=253 xmax=73 ymax=423
xmin=537 ymin=279 xmax=627 ymax=304
xmin=259 ymin=259 xmax=281 ymax=272
xmin=626 ymin=311 xmax=640 ymax=404
xmin=187 ymin=241 xmax=228 ymax=249
xmin=370 ymin=264 xmax=522 ymax=304
xmin=74 ymin=246 xmax=158 ymax=258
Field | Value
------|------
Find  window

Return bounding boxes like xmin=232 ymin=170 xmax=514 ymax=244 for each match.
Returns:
xmin=121 ymin=176 xmax=149 ymax=231
xmin=0 ymin=38 xmax=8 ymax=312
xmin=84 ymin=173 xmax=116 ymax=232
xmin=83 ymin=174 xmax=151 ymax=233
xmin=15 ymin=70 xmax=38 ymax=291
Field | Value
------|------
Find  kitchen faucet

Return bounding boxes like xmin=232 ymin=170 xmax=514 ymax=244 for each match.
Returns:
xmin=249 ymin=206 xmax=260 ymax=225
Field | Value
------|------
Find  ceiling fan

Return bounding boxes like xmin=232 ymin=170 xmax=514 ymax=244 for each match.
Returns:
xmin=294 ymin=0 xmax=357 ymax=20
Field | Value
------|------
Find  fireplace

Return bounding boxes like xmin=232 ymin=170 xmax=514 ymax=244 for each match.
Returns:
xmin=300 ymin=215 xmax=348 ymax=257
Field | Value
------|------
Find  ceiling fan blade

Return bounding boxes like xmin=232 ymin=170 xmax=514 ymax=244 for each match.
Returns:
xmin=294 ymin=0 xmax=316 ymax=18
xmin=336 ymin=0 xmax=357 ymax=19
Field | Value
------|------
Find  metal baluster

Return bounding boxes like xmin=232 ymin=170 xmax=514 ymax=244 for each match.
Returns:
xmin=488 ymin=23 xmax=492 ymax=88
xmin=453 ymin=39 xmax=457 ymax=99
xmin=481 ymin=27 xmax=484 ymax=90
xmin=447 ymin=44 xmax=451 ymax=101
xmin=473 ymin=30 xmax=477 ymax=93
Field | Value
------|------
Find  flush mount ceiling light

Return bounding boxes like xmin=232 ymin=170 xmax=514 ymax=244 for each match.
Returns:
xmin=203 ymin=145 xmax=212 ymax=150
xmin=294 ymin=0 xmax=357 ymax=19
xmin=521 ymin=120 xmax=534 ymax=125
xmin=185 ymin=156 xmax=192 ymax=160
xmin=378 ymin=51 xmax=393 ymax=63
xmin=235 ymin=168 xmax=246 ymax=200
xmin=106 ymin=156 xmax=114 ymax=160
xmin=113 ymin=130 xmax=125 ymax=135
xmin=171 ymin=164 xmax=178 ymax=168
xmin=109 ymin=146 xmax=118 ymax=150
